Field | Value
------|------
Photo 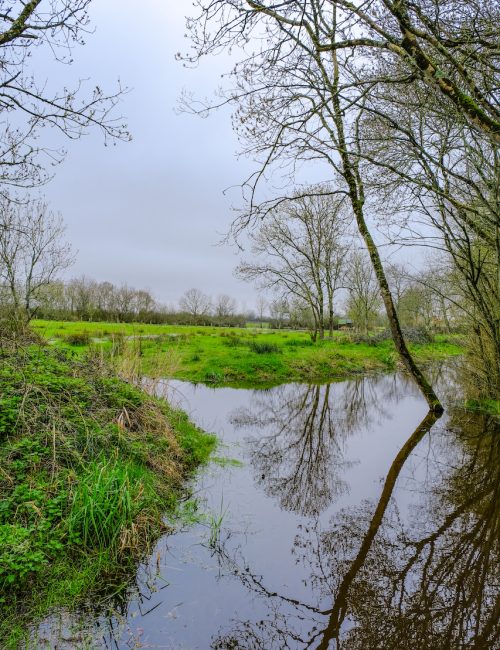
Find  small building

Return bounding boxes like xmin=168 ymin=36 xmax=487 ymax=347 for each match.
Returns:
xmin=336 ymin=318 xmax=354 ymax=331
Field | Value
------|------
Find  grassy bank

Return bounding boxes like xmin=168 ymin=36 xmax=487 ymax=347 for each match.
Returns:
xmin=32 ymin=320 xmax=464 ymax=387
xmin=0 ymin=342 xmax=215 ymax=647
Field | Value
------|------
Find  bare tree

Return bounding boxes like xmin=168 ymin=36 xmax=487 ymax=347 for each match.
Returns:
xmin=0 ymin=1 xmax=129 ymax=190
xmin=269 ymin=295 xmax=289 ymax=329
xmin=214 ymin=293 xmax=236 ymax=319
xmin=65 ymin=276 xmax=97 ymax=319
xmin=0 ymin=197 xmax=73 ymax=327
xmin=236 ymin=190 xmax=350 ymax=340
xmin=179 ymin=287 xmax=212 ymax=322
xmin=360 ymin=83 xmax=499 ymax=396
xmin=135 ymin=289 xmax=156 ymax=315
xmin=255 ymin=294 xmax=267 ymax=328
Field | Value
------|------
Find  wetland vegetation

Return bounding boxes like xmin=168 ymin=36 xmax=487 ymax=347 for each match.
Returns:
xmin=32 ymin=319 xmax=463 ymax=388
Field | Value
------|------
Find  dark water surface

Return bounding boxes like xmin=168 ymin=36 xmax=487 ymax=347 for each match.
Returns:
xmin=37 ymin=370 xmax=499 ymax=649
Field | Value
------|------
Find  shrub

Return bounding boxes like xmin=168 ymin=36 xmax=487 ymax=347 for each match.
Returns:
xmin=350 ymin=327 xmax=432 ymax=346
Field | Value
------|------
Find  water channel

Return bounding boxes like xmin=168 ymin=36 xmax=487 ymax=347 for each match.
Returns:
xmin=37 ymin=366 xmax=499 ymax=649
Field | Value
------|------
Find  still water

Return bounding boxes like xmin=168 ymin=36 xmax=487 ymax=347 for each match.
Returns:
xmin=38 ymin=369 xmax=499 ymax=649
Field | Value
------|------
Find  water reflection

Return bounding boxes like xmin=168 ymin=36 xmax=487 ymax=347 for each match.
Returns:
xmin=231 ymin=375 xmax=416 ymax=517
xmin=213 ymin=409 xmax=500 ymax=649
xmin=32 ymin=371 xmax=500 ymax=649
xmin=231 ymin=384 xmax=347 ymax=516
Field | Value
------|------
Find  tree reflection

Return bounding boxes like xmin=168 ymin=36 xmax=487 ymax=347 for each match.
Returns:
xmin=213 ymin=409 xmax=500 ymax=649
xmin=230 ymin=374 xmax=415 ymax=516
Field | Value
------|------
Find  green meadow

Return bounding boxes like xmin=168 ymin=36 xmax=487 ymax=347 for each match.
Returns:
xmin=32 ymin=319 xmax=464 ymax=386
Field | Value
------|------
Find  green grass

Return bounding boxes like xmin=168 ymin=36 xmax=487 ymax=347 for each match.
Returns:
xmin=32 ymin=320 xmax=464 ymax=387
xmin=0 ymin=343 xmax=215 ymax=647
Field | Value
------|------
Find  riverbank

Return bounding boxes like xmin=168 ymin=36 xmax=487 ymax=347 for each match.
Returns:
xmin=0 ymin=343 xmax=215 ymax=647
xmin=32 ymin=320 xmax=464 ymax=387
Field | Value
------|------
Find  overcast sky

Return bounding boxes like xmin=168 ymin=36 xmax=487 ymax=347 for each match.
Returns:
xmin=34 ymin=1 xmax=264 ymax=310
xmin=28 ymin=1 xmax=417 ymax=313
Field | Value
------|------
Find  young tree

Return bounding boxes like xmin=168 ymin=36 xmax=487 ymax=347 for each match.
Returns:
xmin=0 ymin=197 xmax=73 ymax=327
xmin=269 ymin=295 xmax=289 ymax=329
xmin=345 ymin=252 xmax=382 ymax=335
xmin=255 ymin=295 xmax=267 ymax=328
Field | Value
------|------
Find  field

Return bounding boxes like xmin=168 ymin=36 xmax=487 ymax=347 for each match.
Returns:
xmin=32 ymin=320 xmax=464 ymax=386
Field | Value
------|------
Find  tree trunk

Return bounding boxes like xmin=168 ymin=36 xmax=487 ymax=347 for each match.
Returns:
xmin=330 ymin=50 xmax=443 ymax=413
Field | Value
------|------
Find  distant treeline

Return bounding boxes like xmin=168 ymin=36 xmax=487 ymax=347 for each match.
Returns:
xmin=22 ymin=279 xmax=248 ymax=326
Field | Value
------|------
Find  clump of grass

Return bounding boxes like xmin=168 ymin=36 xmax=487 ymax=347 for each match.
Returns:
xmin=204 ymin=370 xmax=225 ymax=384
xmin=110 ymin=332 xmax=126 ymax=355
xmin=285 ymin=338 xmax=313 ymax=348
xmin=248 ymin=340 xmax=281 ymax=354
xmin=222 ymin=336 xmax=242 ymax=347
xmin=64 ymin=331 xmax=91 ymax=346
xmin=207 ymin=505 xmax=227 ymax=549
xmin=68 ymin=458 xmax=139 ymax=551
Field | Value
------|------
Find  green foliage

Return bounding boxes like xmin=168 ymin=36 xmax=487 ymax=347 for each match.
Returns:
xmin=0 ymin=525 xmax=48 ymax=591
xmin=0 ymin=396 xmax=20 ymax=436
xmin=463 ymin=398 xmax=500 ymax=416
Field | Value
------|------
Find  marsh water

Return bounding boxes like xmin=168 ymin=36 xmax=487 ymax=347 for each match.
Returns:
xmin=37 ymin=366 xmax=499 ymax=649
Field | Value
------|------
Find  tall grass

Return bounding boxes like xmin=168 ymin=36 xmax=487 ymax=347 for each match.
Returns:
xmin=68 ymin=458 xmax=142 ymax=551
xmin=248 ymin=340 xmax=280 ymax=354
